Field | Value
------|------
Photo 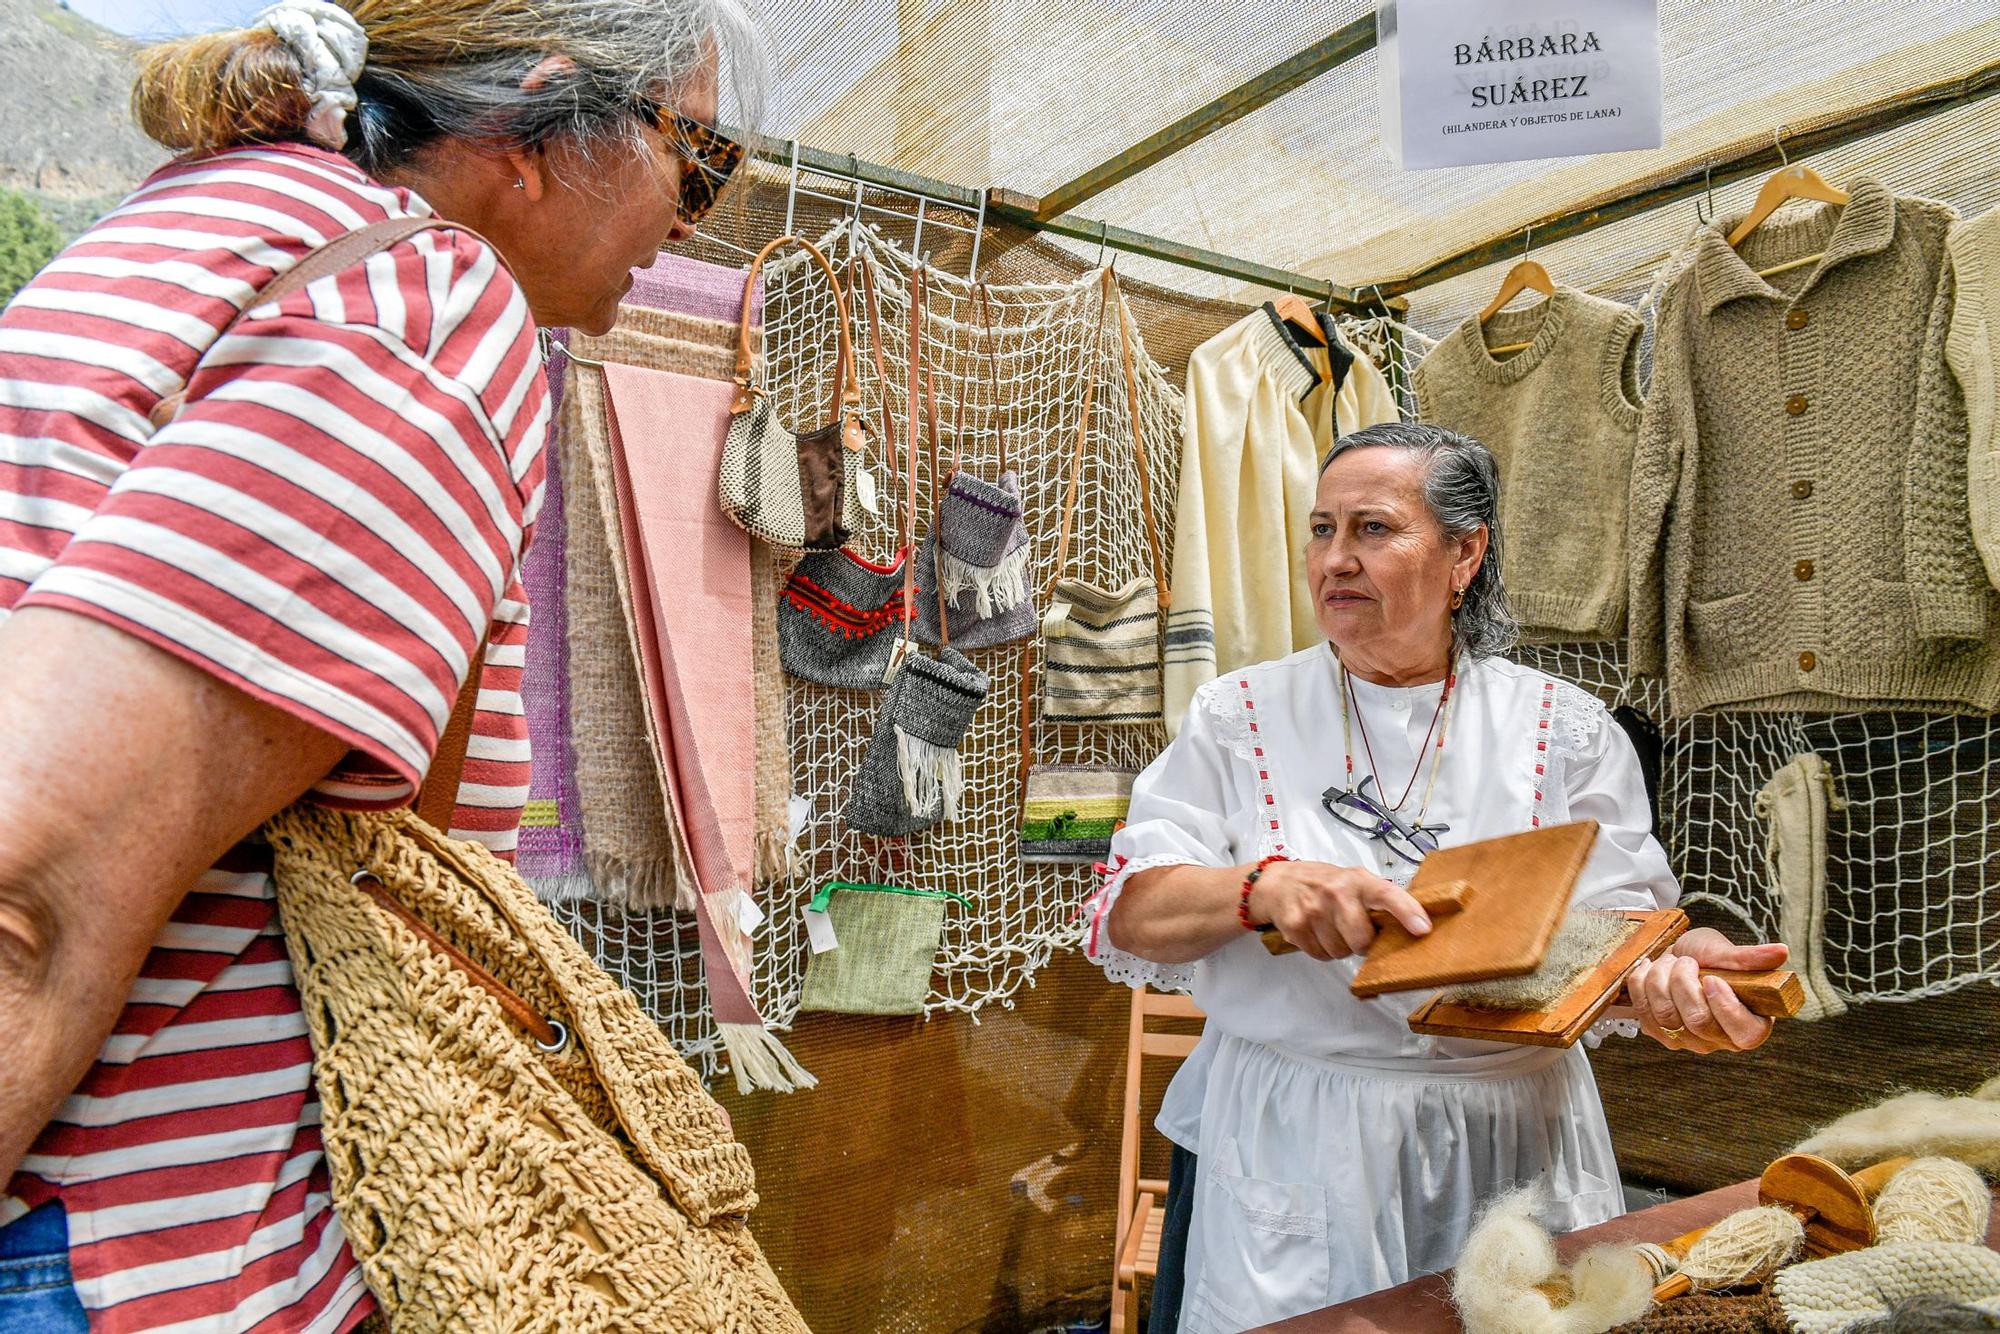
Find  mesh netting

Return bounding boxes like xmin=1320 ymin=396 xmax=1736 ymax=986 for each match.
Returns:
xmin=754 ymin=221 xmax=1184 ymax=1020
xmin=563 ymin=218 xmax=1188 ymax=1074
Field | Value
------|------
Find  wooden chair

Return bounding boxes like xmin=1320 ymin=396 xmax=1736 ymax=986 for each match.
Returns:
xmin=1111 ymin=985 xmax=1206 ymax=1334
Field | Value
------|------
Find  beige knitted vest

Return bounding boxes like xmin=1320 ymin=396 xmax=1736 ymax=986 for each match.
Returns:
xmin=1414 ymin=286 xmax=1643 ymax=641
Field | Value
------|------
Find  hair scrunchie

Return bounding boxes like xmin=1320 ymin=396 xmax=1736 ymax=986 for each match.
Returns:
xmin=253 ymin=0 xmax=368 ymax=151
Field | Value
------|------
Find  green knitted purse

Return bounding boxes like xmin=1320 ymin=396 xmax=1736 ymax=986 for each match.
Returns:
xmin=798 ymin=881 xmax=969 ymax=1015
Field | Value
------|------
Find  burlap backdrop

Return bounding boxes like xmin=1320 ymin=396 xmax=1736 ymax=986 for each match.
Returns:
xmin=664 ymin=163 xmax=1995 ymax=1331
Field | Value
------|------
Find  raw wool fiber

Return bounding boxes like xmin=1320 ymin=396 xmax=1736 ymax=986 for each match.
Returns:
xmin=1792 ymin=1073 xmax=2000 ymax=1171
xmin=263 ymin=804 xmax=808 ymax=1334
xmin=1773 ymin=1241 xmax=2000 ymax=1334
xmin=1451 ymin=1187 xmax=1653 ymax=1334
xmin=1670 ymin=1205 xmax=1803 ymax=1293
xmin=1875 ymin=1157 xmax=1992 ymax=1245
xmin=1439 ymin=909 xmax=1637 ymax=1010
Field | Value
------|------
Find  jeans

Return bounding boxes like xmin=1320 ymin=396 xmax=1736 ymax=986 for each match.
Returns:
xmin=0 ymin=1201 xmax=89 ymax=1332
xmin=1146 ymin=1145 xmax=1197 ymax=1334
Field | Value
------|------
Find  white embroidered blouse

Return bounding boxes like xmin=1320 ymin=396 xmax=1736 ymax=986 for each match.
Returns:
xmin=1079 ymin=645 xmax=1680 ymax=1326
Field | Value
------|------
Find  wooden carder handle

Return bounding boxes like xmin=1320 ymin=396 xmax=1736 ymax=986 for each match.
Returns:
xmin=1613 ymin=968 xmax=1804 ymax=1019
xmin=1259 ymin=879 xmax=1473 ymax=958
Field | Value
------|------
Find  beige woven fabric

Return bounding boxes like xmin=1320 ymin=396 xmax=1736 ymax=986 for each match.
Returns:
xmin=265 ymin=805 xmax=809 ymax=1333
xmin=571 ymin=313 xmax=797 ymax=886
xmin=1773 ymin=1240 xmax=2000 ymax=1334
xmin=562 ymin=362 xmax=697 ymax=912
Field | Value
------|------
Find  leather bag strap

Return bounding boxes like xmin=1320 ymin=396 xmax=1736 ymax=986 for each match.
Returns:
xmin=1111 ymin=274 xmax=1170 ymax=607
xmin=415 ymin=632 xmax=490 ymax=831
xmin=731 ymin=234 xmax=862 ymax=430
xmin=1047 ymin=270 xmax=1114 ymax=592
xmin=922 ymin=366 xmax=952 ymax=650
xmin=150 ymin=216 xmax=459 ymax=431
xmin=856 ymin=249 xmax=898 ymax=485
xmin=898 ymin=262 xmax=924 ymax=653
xmin=974 ymin=283 xmax=1009 ymax=476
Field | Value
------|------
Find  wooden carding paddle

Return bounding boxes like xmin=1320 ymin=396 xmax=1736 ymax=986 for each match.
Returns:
xmin=1350 ymin=821 xmax=1600 ymax=997
xmin=1407 ymin=908 xmax=1805 ymax=1047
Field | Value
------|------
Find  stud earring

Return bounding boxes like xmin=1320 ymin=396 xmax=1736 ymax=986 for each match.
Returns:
xmin=513 ymin=179 xmax=525 ymax=191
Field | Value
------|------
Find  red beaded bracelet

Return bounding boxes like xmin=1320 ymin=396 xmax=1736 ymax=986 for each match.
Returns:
xmin=1237 ymin=854 xmax=1290 ymax=931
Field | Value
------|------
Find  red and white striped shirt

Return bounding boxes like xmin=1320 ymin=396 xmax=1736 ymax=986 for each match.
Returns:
xmin=0 ymin=143 xmax=548 ymax=1331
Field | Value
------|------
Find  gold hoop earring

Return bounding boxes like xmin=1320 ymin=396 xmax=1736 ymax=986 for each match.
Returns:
xmin=1450 ymin=587 xmax=1465 ymax=611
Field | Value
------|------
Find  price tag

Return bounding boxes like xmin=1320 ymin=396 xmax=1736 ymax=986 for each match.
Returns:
xmin=804 ymin=905 xmax=839 ymax=954
xmin=883 ymin=636 xmax=911 ymax=684
xmin=733 ymin=892 xmax=766 ymax=937
xmin=857 ymin=464 xmax=881 ymax=516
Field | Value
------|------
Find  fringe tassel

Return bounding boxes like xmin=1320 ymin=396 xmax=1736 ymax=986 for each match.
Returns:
xmin=754 ymin=827 xmax=795 ymax=883
xmin=718 ymin=1022 xmax=817 ymax=1095
xmin=581 ymin=851 xmax=698 ymax=914
xmin=896 ymin=726 xmax=965 ymax=820
xmin=936 ymin=543 xmax=1030 ymax=618
xmin=523 ymin=872 xmax=602 ymax=905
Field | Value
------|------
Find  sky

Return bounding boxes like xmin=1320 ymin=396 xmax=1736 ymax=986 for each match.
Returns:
xmin=64 ymin=0 xmax=261 ymax=40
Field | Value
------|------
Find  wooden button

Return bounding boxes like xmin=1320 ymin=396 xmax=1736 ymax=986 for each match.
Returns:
xmin=1787 ymin=310 xmax=1810 ymax=330
xmin=1786 ymin=394 xmax=1809 ymax=416
xmin=1799 ymin=651 xmax=1818 ymax=672
xmin=1792 ymin=479 xmax=1814 ymax=499
xmin=1794 ymin=560 xmax=1815 ymax=581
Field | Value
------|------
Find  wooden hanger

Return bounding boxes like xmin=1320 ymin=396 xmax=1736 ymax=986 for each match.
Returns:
xmin=1478 ymin=226 xmax=1556 ymax=356
xmin=1271 ymin=291 xmax=1327 ymax=346
xmin=1728 ymin=127 xmax=1849 ymax=279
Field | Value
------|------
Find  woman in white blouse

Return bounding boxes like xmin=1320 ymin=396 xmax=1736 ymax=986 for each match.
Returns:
xmin=1085 ymin=422 xmax=1788 ymax=1333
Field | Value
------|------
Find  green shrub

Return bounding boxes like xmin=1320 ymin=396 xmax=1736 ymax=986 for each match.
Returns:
xmin=0 ymin=189 xmax=65 ymax=307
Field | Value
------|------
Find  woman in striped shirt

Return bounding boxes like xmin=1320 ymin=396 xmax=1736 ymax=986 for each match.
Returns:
xmin=0 ymin=1 xmax=765 ymax=1329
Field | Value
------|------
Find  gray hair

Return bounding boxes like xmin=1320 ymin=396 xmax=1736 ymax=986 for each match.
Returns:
xmin=348 ymin=0 xmax=770 ymax=177
xmin=1319 ymin=422 xmax=1519 ymax=659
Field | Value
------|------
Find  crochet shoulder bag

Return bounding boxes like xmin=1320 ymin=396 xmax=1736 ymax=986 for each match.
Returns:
xmin=1017 ymin=273 xmax=1166 ymax=864
xmin=719 ymin=234 xmax=867 ymax=550
xmin=150 ymin=219 xmax=807 ymax=1331
xmin=776 ymin=252 xmax=913 ymax=690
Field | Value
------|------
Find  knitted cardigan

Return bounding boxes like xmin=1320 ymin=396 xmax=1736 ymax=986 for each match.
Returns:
xmin=1949 ymin=208 xmax=2000 ymax=588
xmin=1415 ymin=285 xmax=1643 ymax=641
xmin=1628 ymin=177 xmax=1998 ymax=715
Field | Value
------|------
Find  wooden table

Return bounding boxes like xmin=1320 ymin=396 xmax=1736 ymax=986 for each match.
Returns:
xmin=1252 ymin=1180 xmax=2000 ymax=1333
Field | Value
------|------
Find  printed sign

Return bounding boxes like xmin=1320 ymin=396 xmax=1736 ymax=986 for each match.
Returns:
xmin=1378 ymin=0 xmax=1664 ymax=170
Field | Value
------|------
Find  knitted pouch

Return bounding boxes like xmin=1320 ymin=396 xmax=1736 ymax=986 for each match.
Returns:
xmin=913 ymin=470 xmax=1037 ymax=648
xmin=843 ymin=645 xmax=989 ymax=836
xmin=1040 ymin=575 xmax=1164 ymax=723
xmin=798 ymin=880 xmax=969 ymax=1015
xmin=777 ymin=547 xmax=910 ymax=690
xmin=718 ymin=235 xmax=867 ymax=550
xmin=1019 ymin=763 xmax=1135 ymax=864
xmin=265 ymin=805 xmax=807 ymax=1333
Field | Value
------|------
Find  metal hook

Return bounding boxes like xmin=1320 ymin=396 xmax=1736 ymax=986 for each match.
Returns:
xmin=782 ymin=139 xmax=801 ymax=237
xmin=1524 ymin=223 xmax=1534 ymax=256
xmin=1774 ymin=124 xmax=1790 ymax=168
xmin=1096 ymin=220 xmax=1109 ymax=271
xmin=912 ymin=196 xmax=927 ymax=266
xmin=1695 ymin=160 xmax=1716 ymax=225
xmin=967 ymin=189 xmax=988 ymax=285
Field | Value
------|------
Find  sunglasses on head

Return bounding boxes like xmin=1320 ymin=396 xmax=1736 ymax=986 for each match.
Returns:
xmin=629 ymin=98 xmax=746 ymax=225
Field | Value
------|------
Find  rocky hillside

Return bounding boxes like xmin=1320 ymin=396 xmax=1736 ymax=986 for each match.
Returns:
xmin=0 ymin=0 xmax=164 ymax=233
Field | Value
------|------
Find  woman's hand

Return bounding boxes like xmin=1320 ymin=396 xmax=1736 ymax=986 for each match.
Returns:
xmin=1247 ymin=860 xmax=1433 ymax=962
xmin=1625 ymin=928 xmax=1791 ymax=1054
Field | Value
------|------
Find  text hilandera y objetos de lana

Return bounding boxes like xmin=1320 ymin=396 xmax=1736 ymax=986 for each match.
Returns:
xmin=1446 ymin=29 xmax=1621 ymax=137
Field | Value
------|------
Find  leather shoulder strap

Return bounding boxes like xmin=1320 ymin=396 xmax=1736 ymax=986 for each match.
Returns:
xmin=415 ymin=633 xmax=489 ymax=832
xmin=149 ymin=216 xmax=461 ymax=431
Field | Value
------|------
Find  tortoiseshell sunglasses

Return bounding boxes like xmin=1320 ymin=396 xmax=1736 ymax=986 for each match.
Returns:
xmin=631 ymin=98 xmax=745 ymax=225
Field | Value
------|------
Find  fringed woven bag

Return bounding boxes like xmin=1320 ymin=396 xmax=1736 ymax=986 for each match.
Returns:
xmin=912 ymin=279 xmax=1037 ymax=648
xmin=719 ymin=234 xmax=867 ymax=550
xmin=842 ymin=269 xmax=989 ymax=836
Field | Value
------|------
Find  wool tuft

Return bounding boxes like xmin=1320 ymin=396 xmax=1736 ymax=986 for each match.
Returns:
xmin=1451 ymin=1188 xmax=1653 ymax=1334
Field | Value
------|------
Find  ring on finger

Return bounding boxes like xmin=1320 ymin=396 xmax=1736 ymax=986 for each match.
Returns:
xmin=1660 ymin=1024 xmax=1686 ymax=1040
